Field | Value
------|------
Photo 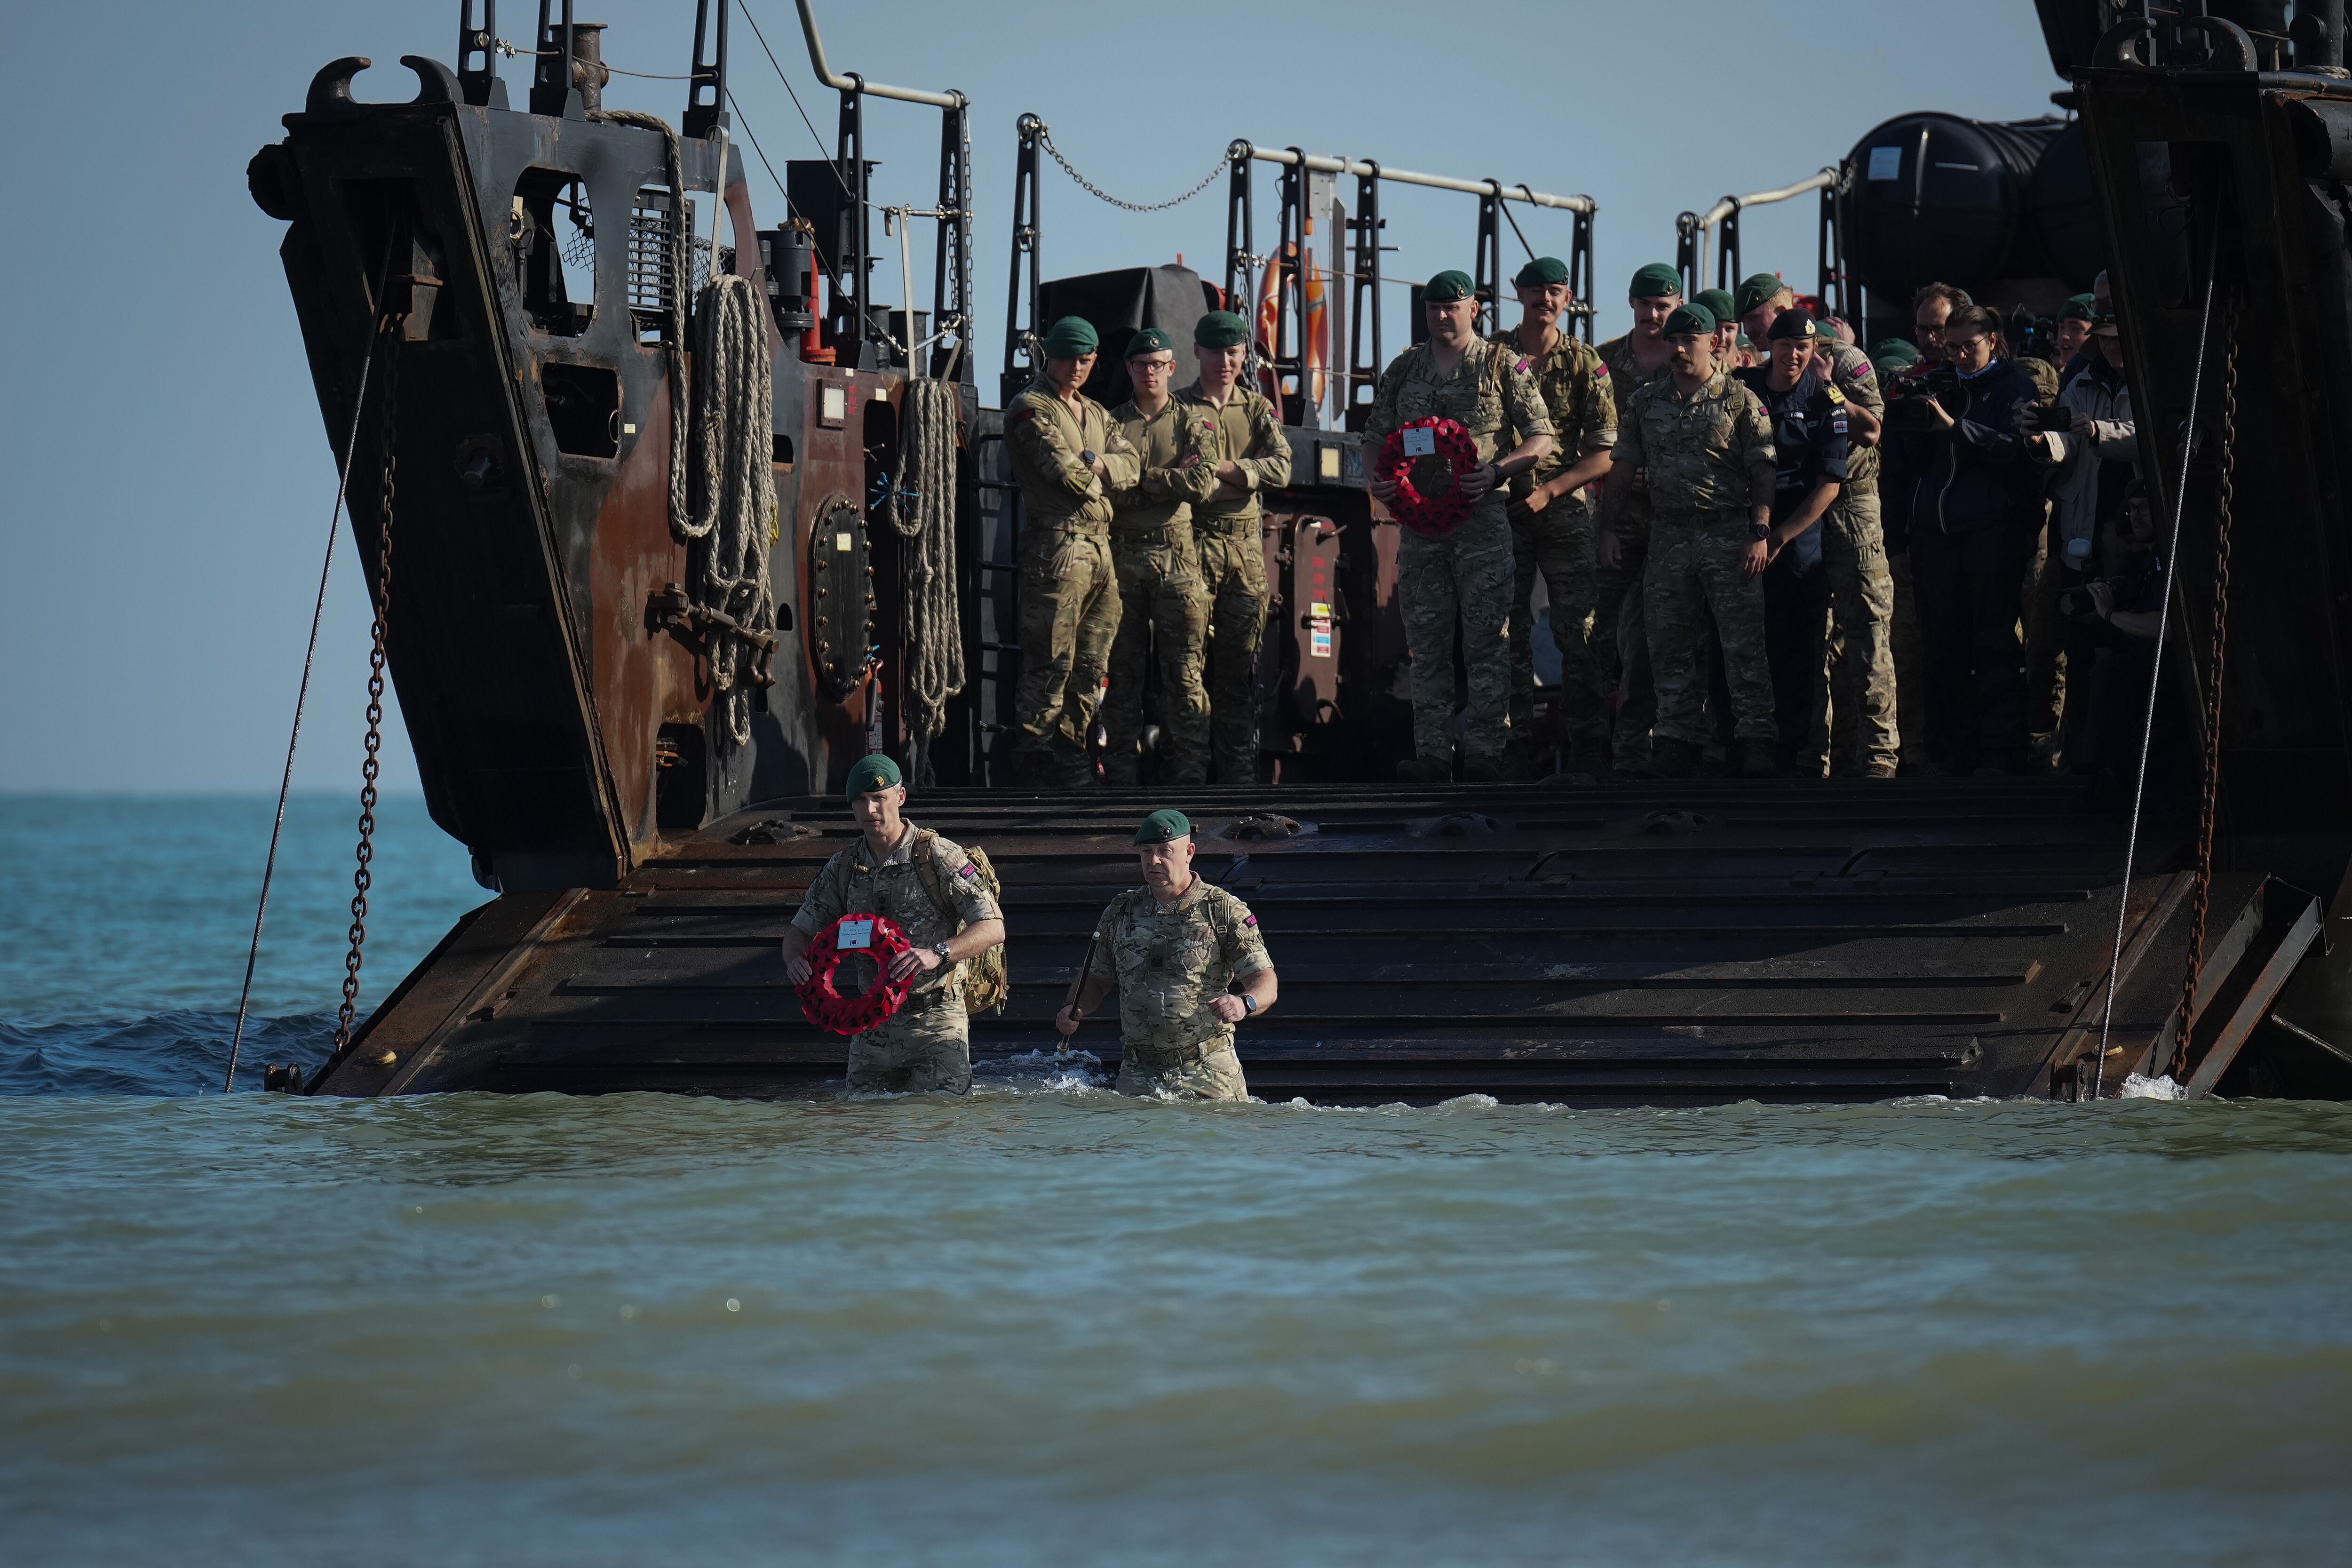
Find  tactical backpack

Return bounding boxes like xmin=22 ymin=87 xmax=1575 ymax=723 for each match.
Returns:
xmin=826 ymin=828 xmax=1009 ymax=1015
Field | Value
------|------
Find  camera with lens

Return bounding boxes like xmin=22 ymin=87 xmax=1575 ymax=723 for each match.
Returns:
xmin=2022 ymin=401 xmax=2075 ymax=435
xmin=1885 ymin=366 xmax=1959 ymax=429
xmin=2057 ymin=582 xmax=2103 ymax=621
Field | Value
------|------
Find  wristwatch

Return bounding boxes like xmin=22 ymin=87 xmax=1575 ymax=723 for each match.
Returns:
xmin=1750 ymin=519 xmax=1773 ymax=541
xmin=1241 ymin=994 xmax=1258 ymax=1015
xmin=932 ymin=940 xmax=953 ymax=960
xmin=1080 ymin=449 xmax=1097 ymax=466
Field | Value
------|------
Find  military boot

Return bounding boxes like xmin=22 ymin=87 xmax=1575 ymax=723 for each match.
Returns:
xmin=1395 ymin=755 xmax=1453 ymax=784
xmin=1739 ymin=740 xmax=1781 ymax=779
xmin=1461 ymin=756 xmax=1505 ymax=783
xmin=1647 ymin=738 xmax=1699 ymax=778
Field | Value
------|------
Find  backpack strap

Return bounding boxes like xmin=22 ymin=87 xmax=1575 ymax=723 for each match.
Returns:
xmin=907 ymin=828 xmax=963 ymax=932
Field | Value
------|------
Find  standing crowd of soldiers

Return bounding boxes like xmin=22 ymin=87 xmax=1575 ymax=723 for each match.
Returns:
xmin=1000 ymin=254 xmax=2138 ymax=786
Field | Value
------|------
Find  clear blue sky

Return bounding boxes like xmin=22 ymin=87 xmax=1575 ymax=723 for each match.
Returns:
xmin=0 ymin=0 xmax=2059 ymax=795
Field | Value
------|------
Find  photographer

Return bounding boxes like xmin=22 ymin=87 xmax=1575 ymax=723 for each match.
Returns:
xmin=1901 ymin=303 xmax=2044 ymax=776
xmin=2027 ymin=310 xmax=2136 ymax=573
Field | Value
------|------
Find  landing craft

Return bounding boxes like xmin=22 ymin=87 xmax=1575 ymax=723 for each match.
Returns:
xmin=245 ymin=0 xmax=2352 ymax=1104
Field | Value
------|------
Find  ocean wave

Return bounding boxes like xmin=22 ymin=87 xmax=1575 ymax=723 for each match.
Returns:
xmin=0 ymin=1011 xmax=336 ymax=1095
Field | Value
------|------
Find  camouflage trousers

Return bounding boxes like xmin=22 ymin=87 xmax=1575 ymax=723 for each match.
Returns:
xmin=1104 ymin=523 xmax=1210 ymax=786
xmin=1195 ymin=521 xmax=1268 ymax=784
xmin=1507 ymin=500 xmax=1605 ymax=747
xmin=1116 ymin=1037 xmax=1250 ymax=1101
xmin=846 ymin=986 xmax=972 ymax=1095
xmin=1645 ymin=509 xmax=1774 ymax=746
xmin=1596 ymin=545 xmax=1654 ymax=765
xmin=1399 ymin=505 xmax=1515 ymax=763
xmin=1015 ymin=522 xmax=1120 ymax=780
xmin=1813 ymin=490 xmax=1900 ymax=775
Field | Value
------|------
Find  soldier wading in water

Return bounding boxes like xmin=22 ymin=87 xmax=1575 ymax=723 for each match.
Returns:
xmin=782 ymin=755 xmax=1007 ymax=1094
xmin=1056 ymin=810 xmax=1278 ymax=1101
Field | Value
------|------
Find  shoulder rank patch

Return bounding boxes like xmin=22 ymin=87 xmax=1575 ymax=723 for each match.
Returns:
xmin=1825 ymin=384 xmax=1846 ymax=406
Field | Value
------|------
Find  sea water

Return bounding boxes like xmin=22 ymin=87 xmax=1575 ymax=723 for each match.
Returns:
xmin=2 ymin=796 xmax=2347 ymax=1565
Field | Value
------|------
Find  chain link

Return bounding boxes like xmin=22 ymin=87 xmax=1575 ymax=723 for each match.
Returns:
xmin=334 ymin=322 xmax=401 ymax=1056
xmin=1037 ymin=128 xmax=1230 ymax=214
xmin=2173 ymin=306 xmax=2239 ymax=1081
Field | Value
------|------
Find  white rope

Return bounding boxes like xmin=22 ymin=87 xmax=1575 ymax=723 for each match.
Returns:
xmin=691 ymin=272 xmax=779 ymax=746
xmin=881 ymin=379 xmax=967 ymax=781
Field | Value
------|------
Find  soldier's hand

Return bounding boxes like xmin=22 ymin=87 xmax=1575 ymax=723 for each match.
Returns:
xmin=1089 ymin=454 xmax=1109 ymax=479
xmin=1596 ymin=528 xmax=1621 ymax=570
xmin=1521 ymin=482 xmax=1550 ymax=515
xmin=1054 ymin=1004 xmax=1083 ymax=1038
xmin=782 ymin=953 xmax=814 ymax=985
xmin=1215 ymin=460 xmax=1245 ymax=486
xmin=1368 ymin=473 xmax=1400 ymax=505
xmin=889 ymin=946 xmax=940 ymax=982
xmin=1742 ymin=538 xmax=1773 ymax=577
xmin=1457 ymin=462 xmax=1497 ymax=502
xmin=1206 ymin=994 xmax=1249 ymax=1024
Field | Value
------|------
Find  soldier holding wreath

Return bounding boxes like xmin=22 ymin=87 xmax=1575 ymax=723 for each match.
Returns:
xmin=1364 ymin=270 xmax=1554 ymax=782
xmin=782 ymin=755 xmax=1006 ymax=1094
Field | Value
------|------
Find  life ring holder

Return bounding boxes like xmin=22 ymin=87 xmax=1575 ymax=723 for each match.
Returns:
xmin=796 ymin=913 xmax=914 ymax=1035
xmin=1373 ymin=416 xmax=1481 ymax=536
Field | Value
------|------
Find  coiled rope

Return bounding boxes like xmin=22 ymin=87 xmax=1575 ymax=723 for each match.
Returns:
xmin=882 ymin=379 xmax=967 ymax=783
xmin=590 ymin=108 xmax=776 ymax=746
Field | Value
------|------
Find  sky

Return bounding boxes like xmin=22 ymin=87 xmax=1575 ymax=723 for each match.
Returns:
xmin=0 ymin=0 xmax=2063 ymax=796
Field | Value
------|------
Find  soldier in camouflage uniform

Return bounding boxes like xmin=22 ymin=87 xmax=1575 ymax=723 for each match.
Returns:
xmin=1105 ymin=328 xmax=1217 ymax=786
xmin=1601 ymin=300 xmax=1780 ymax=777
xmin=1057 ymin=808 xmax=1277 ymax=1102
xmin=783 ymin=755 xmax=1006 ymax=1094
xmin=1595 ymin=263 xmax=1686 ymax=774
xmin=1694 ymin=288 xmax=1750 ymax=374
xmin=1366 ymin=271 xmax=1555 ymax=781
xmin=1736 ymin=274 xmax=1899 ymax=776
xmin=1003 ymin=316 xmax=1142 ymax=786
xmin=1178 ymin=310 xmax=1293 ymax=785
xmin=1492 ymin=256 xmax=1618 ymax=772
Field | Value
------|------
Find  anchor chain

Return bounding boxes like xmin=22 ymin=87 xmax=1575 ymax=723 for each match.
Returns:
xmin=334 ymin=323 xmax=402 ymax=1056
xmin=2173 ymin=307 xmax=2240 ymax=1081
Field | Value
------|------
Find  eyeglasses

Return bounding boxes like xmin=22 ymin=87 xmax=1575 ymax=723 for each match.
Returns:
xmin=1943 ymin=336 xmax=1987 ymax=353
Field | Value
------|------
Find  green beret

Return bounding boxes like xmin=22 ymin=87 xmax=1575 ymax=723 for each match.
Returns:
xmin=1134 ymin=807 xmax=1192 ymax=845
xmin=1126 ymin=326 xmax=1176 ymax=359
xmin=1423 ymin=270 xmax=1475 ymax=303
xmin=1734 ymin=271 xmax=1791 ymax=318
xmin=1693 ymin=288 xmax=1737 ymax=326
xmin=2059 ymin=294 xmax=2098 ymax=324
xmin=1040 ymin=315 xmax=1098 ymax=358
xmin=1663 ymin=302 xmax=1716 ymax=337
xmin=1628 ymin=262 xmax=1682 ymax=299
xmin=1513 ymin=255 xmax=1570 ymax=289
xmin=844 ymin=753 xmax=902 ymax=799
xmin=1193 ymin=310 xmax=1249 ymax=350
xmin=1869 ymin=337 xmax=1922 ymax=368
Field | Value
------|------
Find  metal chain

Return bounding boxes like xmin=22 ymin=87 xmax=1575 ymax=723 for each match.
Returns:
xmin=1037 ymin=128 xmax=1230 ymax=213
xmin=334 ymin=324 xmax=401 ymax=1055
xmin=2172 ymin=307 xmax=2240 ymax=1081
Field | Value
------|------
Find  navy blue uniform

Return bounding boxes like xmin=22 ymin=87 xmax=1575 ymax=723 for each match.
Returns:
xmin=1737 ymin=366 xmax=1850 ymax=766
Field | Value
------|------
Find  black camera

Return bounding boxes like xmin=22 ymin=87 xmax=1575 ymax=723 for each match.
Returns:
xmin=2057 ymin=583 xmax=2101 ymax=621
xmin=2023 ymin=401 xmax=2074 ymax=435
xmin=1886 ymin=366 xmax=1959 ymax=429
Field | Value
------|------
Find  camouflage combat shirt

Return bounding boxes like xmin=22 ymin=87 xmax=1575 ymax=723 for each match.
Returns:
xmin=1488 ymin=326 xmax=1617 ymax=504
xmin=1818 ymin=340 xmax=1885 ymax=493
xmin=1177 ymin=381 xmax=1293 ymax=531
xmin=793 ymin=824 xmax=1003 ymax=997
xmin=1083 ymin=878 xmax=1272 ymax=1058
xmin=1005 ymin=386 xmax=1143 ymax=533
xmin=1109 ymin=397 xmax=1221 ymax=533
xmin=1610 ymin=368 xmax=1777 ymax=518
xmin=1595 ymin=332 xmax=1675 ymax=547
xmin=1364 ymin=340 xmax=1553 ymax=520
